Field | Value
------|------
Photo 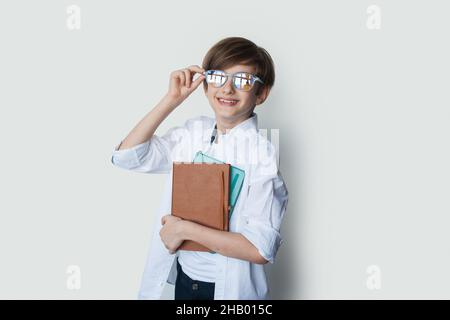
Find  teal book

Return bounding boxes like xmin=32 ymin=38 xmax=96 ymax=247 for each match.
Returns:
xmin=193 ymin=151 xmax=245 ymax=218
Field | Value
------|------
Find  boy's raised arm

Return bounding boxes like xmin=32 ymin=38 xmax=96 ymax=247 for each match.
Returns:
xmin=117 ymin=65 xmax=205 ymax=150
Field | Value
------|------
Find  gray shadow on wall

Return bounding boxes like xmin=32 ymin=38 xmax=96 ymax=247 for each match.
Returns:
xmin=258 ymin=93 xmax=304 ymax=299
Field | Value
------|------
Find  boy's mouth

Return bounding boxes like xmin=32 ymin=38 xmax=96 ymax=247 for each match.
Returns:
xmin=216 ymin=97 xmax=239 ymax=107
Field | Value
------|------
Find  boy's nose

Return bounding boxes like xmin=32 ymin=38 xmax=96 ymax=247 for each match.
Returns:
xmin=221 ymin=78 xmax=235 ymax=94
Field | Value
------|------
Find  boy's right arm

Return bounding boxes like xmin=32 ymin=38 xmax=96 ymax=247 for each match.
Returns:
xmin=111 ymin=65 xmax=205 ymax=172
xmin=117 ymin=65 xmax=205 ymax=150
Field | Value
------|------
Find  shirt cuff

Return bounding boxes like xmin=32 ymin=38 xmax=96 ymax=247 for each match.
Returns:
xmin=240 ymin=219 xmax=282 ymax=264
xmin=110 ymin=140 xmax=150 ymax=169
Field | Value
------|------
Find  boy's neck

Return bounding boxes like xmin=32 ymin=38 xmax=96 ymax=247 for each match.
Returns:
xmin=215 ymin=111 xmax=254 ymax=136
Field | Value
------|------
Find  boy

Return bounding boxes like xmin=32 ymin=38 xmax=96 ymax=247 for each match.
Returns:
xmin=111 ymin=37 xmax=288 ymax=300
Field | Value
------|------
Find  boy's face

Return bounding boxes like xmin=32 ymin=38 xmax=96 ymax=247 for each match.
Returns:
xmin=204 ymin=64 xmax=269 ymax=125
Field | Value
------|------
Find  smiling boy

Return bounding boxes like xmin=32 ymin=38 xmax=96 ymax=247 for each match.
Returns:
xmin=111 ymin=37 xmax=288 ymax=300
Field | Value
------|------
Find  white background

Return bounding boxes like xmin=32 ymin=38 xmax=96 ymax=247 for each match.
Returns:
xmin=0 ymin=0 xmax=449 ymax=299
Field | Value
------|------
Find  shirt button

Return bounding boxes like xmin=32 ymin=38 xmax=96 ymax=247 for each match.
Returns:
xmin=159 ymin=281 xmax=164 ymax=287
xmin=192 ymin=283 xmax=199 ymax=290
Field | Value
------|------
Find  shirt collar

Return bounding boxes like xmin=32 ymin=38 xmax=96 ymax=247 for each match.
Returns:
xmin=208 ymin=112 xmax=258 ymax=144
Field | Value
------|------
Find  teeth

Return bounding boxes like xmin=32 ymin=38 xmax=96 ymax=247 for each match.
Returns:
xmin=218 ymin=98 xmax=238 ymax=104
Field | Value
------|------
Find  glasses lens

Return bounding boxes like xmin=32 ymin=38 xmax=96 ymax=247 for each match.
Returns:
xmin=233 ymin=73 xmax=254 ymax=91
xmin=206 ymin=70 xmax=227 ymax=88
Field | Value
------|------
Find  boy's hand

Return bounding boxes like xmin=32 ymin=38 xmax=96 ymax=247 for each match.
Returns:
xmin=160 ymin=214 xmax=185 ymax=254
xmin=165 ymin=65 xmax=206 ymax=107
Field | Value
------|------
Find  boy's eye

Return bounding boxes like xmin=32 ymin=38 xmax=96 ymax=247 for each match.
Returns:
xmin=207 ymin=71 xmax=227 ymax=86
xmin=233 ymin=73 xmax=253 ymax=90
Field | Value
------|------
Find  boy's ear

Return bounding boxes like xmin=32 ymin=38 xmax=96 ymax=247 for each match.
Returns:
xmin=256 ymin=86 xmax=271 ymax=105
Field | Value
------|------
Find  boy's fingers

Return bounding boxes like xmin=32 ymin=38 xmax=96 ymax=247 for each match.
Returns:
xmin=161 ymin=214 xmax=169 ymax=225
xmin=178 ymin=71 xmax=186 ymax=87
xmin=184 ymin=69 xmax=191 ymax=88
xmin=169 ymin=72 xmax=179 ymax=89
xmin=188 ymin=65 xmax=205 ymax=74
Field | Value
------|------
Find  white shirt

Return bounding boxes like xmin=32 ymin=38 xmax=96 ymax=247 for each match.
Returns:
xmin=110 ymin=112 xmax=289 ymax=299
xmin=178 ymin=244 xmax=217 ymax=283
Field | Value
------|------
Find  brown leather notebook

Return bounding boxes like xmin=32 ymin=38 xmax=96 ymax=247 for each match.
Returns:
xmin=171 ymin=162 xmax=230 ymax=252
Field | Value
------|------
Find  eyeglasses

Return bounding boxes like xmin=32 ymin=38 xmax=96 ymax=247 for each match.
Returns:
xmin=203 ymin=70 xmax=264 ymax=92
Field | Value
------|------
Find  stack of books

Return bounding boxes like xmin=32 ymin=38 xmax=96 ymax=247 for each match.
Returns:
xmin=171 ymin=152 xmax=245 ymax=252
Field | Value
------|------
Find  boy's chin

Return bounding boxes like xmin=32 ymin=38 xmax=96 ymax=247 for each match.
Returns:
xmin=213 ymin=107 xmax=239 ymax=118
xmin=212 ymin=102 xmax=247 ymax=113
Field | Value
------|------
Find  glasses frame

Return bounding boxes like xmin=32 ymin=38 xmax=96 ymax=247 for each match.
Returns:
xmin=203 ymin=70 xmax=264 ymax=91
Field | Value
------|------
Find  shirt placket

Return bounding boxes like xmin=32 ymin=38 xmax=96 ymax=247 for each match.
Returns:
xmin=213 ymin=254 xmax=227 ymax=299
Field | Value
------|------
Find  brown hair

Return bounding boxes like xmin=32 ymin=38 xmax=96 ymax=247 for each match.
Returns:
xmin=202 ymin=37 xmax=275 ymax=95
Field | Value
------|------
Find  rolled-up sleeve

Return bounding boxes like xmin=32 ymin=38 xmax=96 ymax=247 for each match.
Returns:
xmin=240 ymin=173 xmax=289 ymax=264
xmin=110 ymin=124 xmax=188 ymax=174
